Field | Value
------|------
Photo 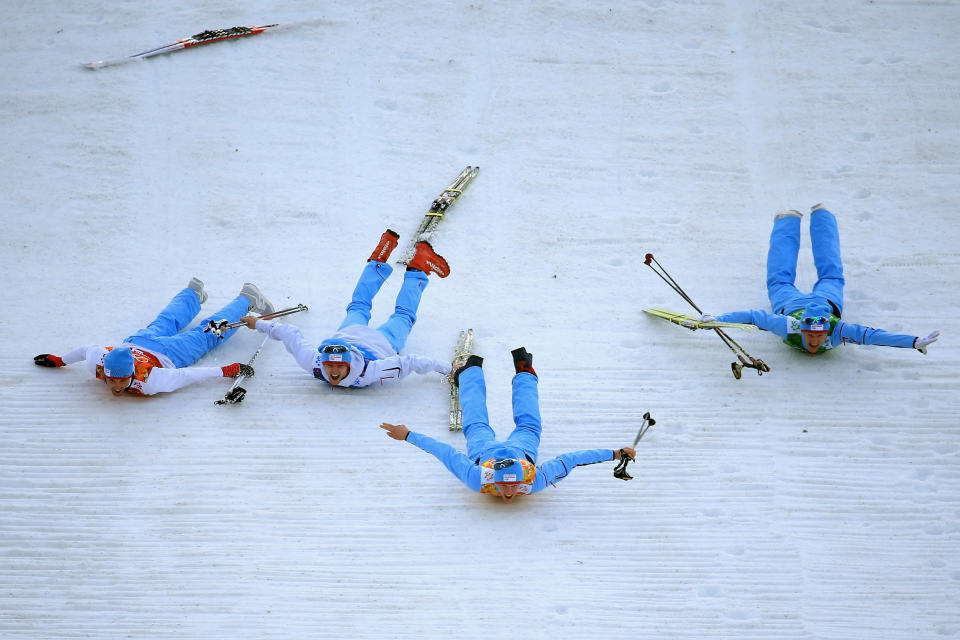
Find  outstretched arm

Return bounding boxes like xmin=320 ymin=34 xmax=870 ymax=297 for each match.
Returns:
xmin=835 ymin=322 xmax=939 ymax=351
xmin=362 ymin=355 xmax=453 ymax=386
xmin=716 ymin=310 xmax=789 ymax=338
xmin=137 ymin=366 xmax=228 ymax=395
xmin=251 ymin=319 xmax=318 ymax=373
xmin=379 ymin=423 xmax=481 ymax=491
xmin=49 ymin=345 xmax=108 ymax=376
xmin=537 ymin=447 xmax=620 ymax=487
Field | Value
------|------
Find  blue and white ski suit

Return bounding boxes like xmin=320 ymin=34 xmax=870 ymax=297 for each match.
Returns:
xmin=61 ymin=287 xmax=250 ymax=394
xmin=255 ymin=261 xmax=450 ymax=388
xmin=717 ymin=207 xmax=919 ymax=353
xmin=406 ymin=367 xmax=616 ymax=495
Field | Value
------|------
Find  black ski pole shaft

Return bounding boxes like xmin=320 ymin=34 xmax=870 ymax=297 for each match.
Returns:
xmin=644 ymin=253 xmax=769 ymax=378
xmin=643 ymin=253 xmax=702 ymax=313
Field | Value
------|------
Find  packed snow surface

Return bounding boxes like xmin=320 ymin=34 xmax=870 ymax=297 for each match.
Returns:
xmin=2 ymin=1 xmax=959 ymax=638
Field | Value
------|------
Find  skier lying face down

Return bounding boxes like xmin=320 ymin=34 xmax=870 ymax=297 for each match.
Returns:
xmin=701 ymin=205 xmax=939 ymax=357
xmin=321 ymin=361 xmax=351 ymax=385
xmin=33 ymin=278 xmax=269 ymax=397
xmin=239 ymin=230 xmax=455 ymax=389
xmin=380 ymin=348 xmax=637 ymax=502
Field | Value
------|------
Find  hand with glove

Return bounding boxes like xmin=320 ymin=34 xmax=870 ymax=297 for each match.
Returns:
xmin=34 ymin=354 xmax=65 ymax=367
xmin=221 ymin=363 xmax=255 ymax=378
xmin=914 ymin=330 xmax=940 ymax=355
xmin=699 ymin=313 xmax=717 ymax=324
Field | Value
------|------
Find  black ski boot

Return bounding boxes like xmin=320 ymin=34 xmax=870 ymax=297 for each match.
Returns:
xmin=452 ymin=354 xmax=483 ymax=387
xmin=511 ymin=347 xmax=536 ymax=377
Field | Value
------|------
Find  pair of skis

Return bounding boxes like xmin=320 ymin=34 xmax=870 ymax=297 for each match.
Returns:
xmin=396 ymin=166 xmax=480 ymax=266
xmin=644 ymin=253 xmax=770 ymax=380
xmin=85 ymin=23 xmax=280 ymax=69
xmin=448 ymin=329 xmax=475 ymax=430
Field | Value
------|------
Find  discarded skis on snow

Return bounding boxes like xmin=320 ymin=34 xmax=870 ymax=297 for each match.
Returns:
xmin=84 ymin=23 xmax=279 ymax=69
xmin=396 ymin=166 xmax=479 ymax=266
xmin=644 ymin=253 xmax=769 ymax=380
xmin=643 ymin=308 xmax=756 ymax=332
xmin=216 ymin=334 xmax=269 ymax=405
xmin=613 ymin=411 xmax=656 ymax=481
xmin=449 ymin=328 xmax=475 ymax=431
xmin=204 ymin=304 xmax=308 ymax=338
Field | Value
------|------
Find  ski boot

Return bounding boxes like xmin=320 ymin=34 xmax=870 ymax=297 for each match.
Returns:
xmin=407 ymin=241 xmax=450 ymax=278
xmin=774 ymin=209 xmax=802 ymax=221
xmin=511 ymin=347 xmax=536 ymax=377
xmin=453 ymin=354 xmax=483 ymax=387
xmin=188 ymin=277 xmax=208 ymax=304
xmin=240 ymin=283 xmax=275 ymax=315
xmin=368 ymin=229 xmax=400 ymax=263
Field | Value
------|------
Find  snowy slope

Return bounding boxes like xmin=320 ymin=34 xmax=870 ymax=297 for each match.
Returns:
xmin=1 ymin=1 xmax=959 ymax=638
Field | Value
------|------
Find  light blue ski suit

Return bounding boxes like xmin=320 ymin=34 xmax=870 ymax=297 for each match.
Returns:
xmin=406 ymin=367 xmax=616 ymax=494
xmin=717 ymin=207 xmax=919 ymax=353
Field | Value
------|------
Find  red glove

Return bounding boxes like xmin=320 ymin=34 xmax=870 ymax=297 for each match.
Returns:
xmin=221 ymin=363 xmax=254 ymax=378
xmin=34 ymin=354 xmax=65 ymax=367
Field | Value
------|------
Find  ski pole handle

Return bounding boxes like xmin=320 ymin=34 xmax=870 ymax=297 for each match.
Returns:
xmin=613 ymin=449 xmax=636 ymax=481
xmin=615 ymin=412 xmax=655 ymax=481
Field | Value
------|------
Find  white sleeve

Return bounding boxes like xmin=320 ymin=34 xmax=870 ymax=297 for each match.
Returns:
xmin=356 ymin=354 xmax=451 ymax=387
xmin=138 ymin=367 xmax=225 ymax=395
xmin=256 ymin=320 xmax=318 ymax=373
xmin=61 ymin=345 xmax=107 ymax=376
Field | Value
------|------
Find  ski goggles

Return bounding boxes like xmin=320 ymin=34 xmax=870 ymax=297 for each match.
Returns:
xmin=320 ymin=345 xmax=349 ymax=354
xmin=319 ymin=344 xmax=350 ymax=363
xmin=802 ymin=316 xmax=828 ymax=326
xmin=493 ymin=459 xmax=517 ymax=471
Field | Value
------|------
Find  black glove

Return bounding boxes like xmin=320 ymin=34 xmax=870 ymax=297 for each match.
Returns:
xmin=34 ymin=354 xmax=65 ymax=367
xmin=612 ymin=449 xmax=635 ymax=481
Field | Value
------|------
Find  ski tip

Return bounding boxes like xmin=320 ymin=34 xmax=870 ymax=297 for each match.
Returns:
xmin=83 ymin=56 xmax=138 ymax=70
xmin=644 ymin=253 xmax=653 ymax=264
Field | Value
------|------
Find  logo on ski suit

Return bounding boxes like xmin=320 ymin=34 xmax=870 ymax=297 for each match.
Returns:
xmin=95 ymin=346 xmax=162 ymax=395
xmin=479 ymin=459 xmax=536 ymax=497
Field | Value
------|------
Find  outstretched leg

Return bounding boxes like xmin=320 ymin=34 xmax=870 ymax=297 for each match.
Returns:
xmin=377 ymin=269 xmax=428 ymax=352
xmin=126 ymin=287 xmax=202 ymax=342
xmin=766 ymin=212 xmax=805 ymax=315
xmin=459 ymin=365 xmax=497 ymax=462
xmin=809 ymin=206 xmax=845 ymax=315
xmin=135 ymin=295 xmax=252 ymax=368
xmin=504 ymin=372 xmax=542 ymax=463
xmin=339 ymin=261 xmax=393 ymax=330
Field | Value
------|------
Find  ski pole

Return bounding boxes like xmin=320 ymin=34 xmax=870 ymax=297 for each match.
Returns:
xmin=215 ymin=333 xmax=270 ymax=405
xmin=204 ymin=303 xmax=308 ymax=338
xmin=644 ymin=253 xmax=769 ymax=379
xmin=614 ymin=411 xmax=656 ymax=481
